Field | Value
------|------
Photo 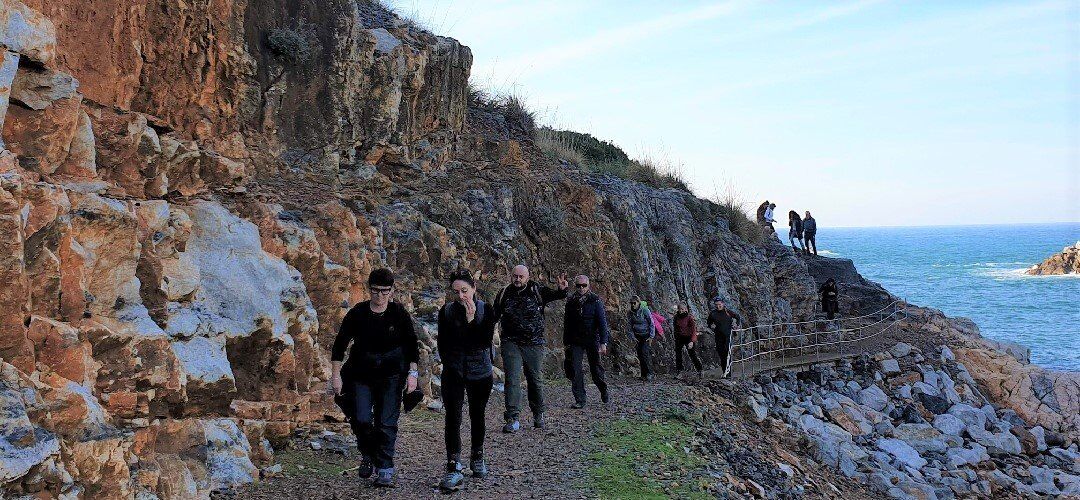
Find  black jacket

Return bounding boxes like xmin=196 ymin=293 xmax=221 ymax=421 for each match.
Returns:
xmin=494 ymin=281 xmax=568 ymax=345
xmin=563 ymin=292 xmax=610 ymax=347
xmin=707 ymin=308 xmax=744 ymax=337
xmin=819 ymin=282 xmax=839 ymax=313
xmin=331 ymin=301 xmax=419 ymax=382
xmin=438 ymin=299 xmax=497 ymax=380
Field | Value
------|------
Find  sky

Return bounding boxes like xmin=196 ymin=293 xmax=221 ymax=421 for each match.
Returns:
xmin=384 ymin=0 xmax=1080 ymax=228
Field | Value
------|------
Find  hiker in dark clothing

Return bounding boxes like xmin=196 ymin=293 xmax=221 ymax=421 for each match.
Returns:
xmin=437 ymin=270 xmax=497 ymax=493
xmin=707 ymin=297 xmax=744 ymax=376
xmin=820 ymin=278 xmax=839 ymax=320
xmin=493 ymin=265 xmax=568 ymax=433
xmin=673 ymin=303 xmax=703 ymax=374
xmin=564 ymin=275 xmax=610 ymax=408
xmin=627 ymin=296 xmax=655 ymax=381
xmin=331 ymin=268 xmax=420 ymax=487
xmin=788 ymin=210 xmax=804 ymax=253
xmin=803 ymin=211 xmax=817 ymax=256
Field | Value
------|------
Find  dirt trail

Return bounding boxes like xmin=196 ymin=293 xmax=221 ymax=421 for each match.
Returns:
xmin=232 ymin=375 xmax=871 ymax=499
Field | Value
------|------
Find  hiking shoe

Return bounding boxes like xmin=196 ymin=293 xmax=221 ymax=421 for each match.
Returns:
xmin=373 ymin=468 xmax=395 ymax=488
xmin=470 ymin=457 xmax=488 ymax=479
xmin=357 ymin=458 xmax=374 ymax=479
xmin=570 ymin=401 xmax=585 ymax=409
xmin=533 ymin=412 xmax=546 ymax=429
xmin=601 ymin=390 xmax=611 ymax=405
xmin=439 ymin=461 xmax=464 ymax=493
xmin=502 ymin=419 xmax=520 ymax=433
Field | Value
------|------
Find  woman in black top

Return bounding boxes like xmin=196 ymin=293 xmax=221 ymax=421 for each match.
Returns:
xmin=820 ymin=278 xmax=840 ymax=320
xmin=330 ymin=268 xmax=419 ymax=488
xmin=788 ymin=210 xmax=805 ymax=253
xmin=437 ymin=270 xmax=497 ymax=493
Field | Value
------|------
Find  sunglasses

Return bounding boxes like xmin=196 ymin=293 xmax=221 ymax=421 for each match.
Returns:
xmin=575 ymin=284 xmax=589 ymax=288
xmin=371 ymin=287 xmax=393 ymax=296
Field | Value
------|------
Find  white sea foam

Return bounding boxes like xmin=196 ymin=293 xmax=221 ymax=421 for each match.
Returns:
xmin=975 ymin=267 xmax=1080 ymax=280
xmin=818 ymin=249 xmax=840 ymax=257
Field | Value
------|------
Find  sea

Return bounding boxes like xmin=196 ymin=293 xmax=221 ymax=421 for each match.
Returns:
xmin=805 ymin=223 xmax=1079 ymax=372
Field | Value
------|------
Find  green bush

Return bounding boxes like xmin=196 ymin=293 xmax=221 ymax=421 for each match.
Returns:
xmin=266 ymin=23 xmax=316 ymax=65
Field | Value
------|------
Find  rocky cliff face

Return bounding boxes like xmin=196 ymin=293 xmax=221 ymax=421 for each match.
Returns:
xmin=1027 ymin=242 xmax=1080 ymax=275
xmin=0 ymin=1 xmax=823 ymax=497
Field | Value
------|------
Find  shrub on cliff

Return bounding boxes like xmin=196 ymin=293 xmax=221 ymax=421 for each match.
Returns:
xmin=266 ymin=23 xmax=317 ymax=66
xmin=713 ymin=181 xmax=763 ymax=245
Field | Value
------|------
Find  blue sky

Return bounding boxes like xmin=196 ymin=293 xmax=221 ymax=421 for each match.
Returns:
xmin=385 ymin=0 xmax=1079 ymax=227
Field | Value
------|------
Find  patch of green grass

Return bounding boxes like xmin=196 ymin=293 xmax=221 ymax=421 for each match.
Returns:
xmin=587 ymin=416 xmax=710 ymax=499
xmin=276 ymin=449 xmax=348 ymax=479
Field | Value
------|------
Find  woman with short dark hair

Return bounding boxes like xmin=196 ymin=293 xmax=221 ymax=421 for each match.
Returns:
xmin=437 ymin=270 xmax=497 ymax=493
xmin=788 ymin=210 xmax=805 ymax=253
xmin=330 ymin=268 xmax=419 ymax=488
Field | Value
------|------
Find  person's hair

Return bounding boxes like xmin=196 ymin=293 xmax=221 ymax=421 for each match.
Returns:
xmin=449 ymin=269 xmax=475 ymax=288
xmin=368 ymin=268 xmax=395 ymax=287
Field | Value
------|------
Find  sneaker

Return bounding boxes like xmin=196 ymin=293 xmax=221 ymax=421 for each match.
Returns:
xmin=357 ymin=458 xmax=374 ymax=479
xmin=373 ymin=468 xmax=395 ymax=488
xmin=533 ymin=413 xmax=546 ymax=429
xmin=502 ymin=419 xmax=520 ymax=433
xmin=470 ymin=456 xmax=488 ymax=479
xmin=439 ymin=461 xmax=464 ymax=493
xmin=601 ymin=392 xmax=610 ymax=405
xmin=570 ymin=401 xmax=585 ymax=409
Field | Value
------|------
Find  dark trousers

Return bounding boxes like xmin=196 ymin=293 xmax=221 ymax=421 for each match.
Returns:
xmin=715 ymin=330 xmax=732 ymax=373
xmin=675 ymin=338 xmax=702 ymax=372
xmin=353 ymin=375 xmax=403 ymax=470
xmin=805 ymin=233 xmax=817 ymax=255
xmin=501 ymin=340 xmax=545 ymax=420
xmin=567 ymin=343 xmax=608 ymax=405
xmin=441 ymin=368 xmax=493 ymax=460
xmin=635 ymin=335 xmax=652 ymax=378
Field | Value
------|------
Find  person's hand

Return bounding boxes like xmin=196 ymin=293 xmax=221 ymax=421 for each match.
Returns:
xmin=331 ymin=373 xmax=343 ymax=395
xmin=557 ymin=273 xmax=569 ymax=290
xmin=687 ymin=341 xmax=694 ymax=349
xmin=463 ymin=298 xmax=476 ymax=323
xmin=406 ymin=373 xmax=418 ymax=393
xmin=598 ymin=343 xmax=608 ymax=355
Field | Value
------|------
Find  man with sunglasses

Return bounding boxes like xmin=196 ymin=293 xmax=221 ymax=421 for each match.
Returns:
xmin=563 ymin=275 xmax=610 ymax=408
xmin=331 ymin=268 xmax=420 ymax=487
xmin=493 ymin=264 xmax=569 ymax=432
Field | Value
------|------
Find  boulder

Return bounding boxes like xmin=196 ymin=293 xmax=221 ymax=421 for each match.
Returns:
xmin=0 ymin=0 xmax=57 ymax=65
xmin=1009 ymin=426 xmax=1039 ymax=456
xmin=859 ymin=384 xmax=889 ymax=412
xmin=894 ymin=423 xmax=947 ymax=454
xmin=876 ymin=438 xmax=927 ymax=470
xmin=932 ymin=414 xmax=966 ymax=436
xmin=945 ymin=444 xmax=990 ymax=468
xmin=890 ymin=342 xmax=912 ymax=359
xmin=880 ymin=359 xmax=900 ymax=376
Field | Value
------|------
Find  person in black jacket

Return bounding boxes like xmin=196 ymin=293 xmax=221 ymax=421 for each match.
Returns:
xmin=788 ymin=210 xmax=804 ymax=253
xmin=330 ymin=268 xmax=419 ymax=488
xmin=493 ymin=265 xmax=568 ymax=432
xmin=819 ymin=278 xmax=839 ymax=320
xmin=707 ymin=297 xmax=744 ymax=377
xmin=564 ymin=275 xmax=611 ymax=408
xmin=437 ymin=270 xmax=497 ymax=493
xmin=803 ymin=211 xmax=817 ymax=256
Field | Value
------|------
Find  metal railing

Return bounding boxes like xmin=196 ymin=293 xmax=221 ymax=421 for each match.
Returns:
xmin=725 ymin=300 xmax=907 ymax=378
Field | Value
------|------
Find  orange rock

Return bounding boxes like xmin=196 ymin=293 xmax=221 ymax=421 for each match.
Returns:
xmin=0 ymin=182 xmax=31 ymax=372
xmin=26 ymin=316 xmax=93 ymax=385
xmin=2 ymin=87 xmax=82 ymax=175
xmin=69 ymin=436 xmax=134 ymax=499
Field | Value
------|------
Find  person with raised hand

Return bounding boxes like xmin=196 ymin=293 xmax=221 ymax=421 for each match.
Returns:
xmin=493 ymin=264 xmax=569 ymax=432
xmin=437 ymin=270 xmax=498 ymax=493
xmin=330 ymin=268 xmax=419 ymax=488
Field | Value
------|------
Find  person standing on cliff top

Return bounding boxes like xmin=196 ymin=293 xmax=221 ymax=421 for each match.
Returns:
xmin=788 ymin=210 xmax=805 ymax=253
xmin=803 ymin=211 xmax=817 ymax=256
xmin=673 ymin=303 xmax=703 ymax=376
xmin=756 ymin=200 xmax=770 ymax=224
xmin=707 ymin=297 xmax=744 ymax=377
xmin=564 ymin=275 xmax=611 ymax=408
xmin=493 ymin=265 xmax=569 ymax=433
xmin=436 ymin=270 xmax=497 ymax=493
xmin=764 ymin=203 xmax=777 ymax=227
xmin=331 ymin=268 xmax=420 ymax=488
xmin=627 ymin=296 xmax=656 ymax=381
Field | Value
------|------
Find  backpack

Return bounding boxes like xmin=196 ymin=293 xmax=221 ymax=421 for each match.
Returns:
xmin=650 ymin=311 xmax=666 ymax=338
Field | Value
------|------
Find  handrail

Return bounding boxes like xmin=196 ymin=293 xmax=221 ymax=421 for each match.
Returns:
xmin=725 ymin=302 xmax=907 ymax=377
xmin=731 ymin=299 xmax=902 ymax=333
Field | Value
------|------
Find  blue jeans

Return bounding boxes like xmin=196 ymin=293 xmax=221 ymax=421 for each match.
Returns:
xmin=353 ymin=374 xmax=404 ymax=470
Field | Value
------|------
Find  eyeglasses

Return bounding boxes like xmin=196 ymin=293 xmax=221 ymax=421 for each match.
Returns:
xmin=371 ymin=287 xmax=393 ymax=296
xmin=575 ymin=284 xmax=589 ymax=288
